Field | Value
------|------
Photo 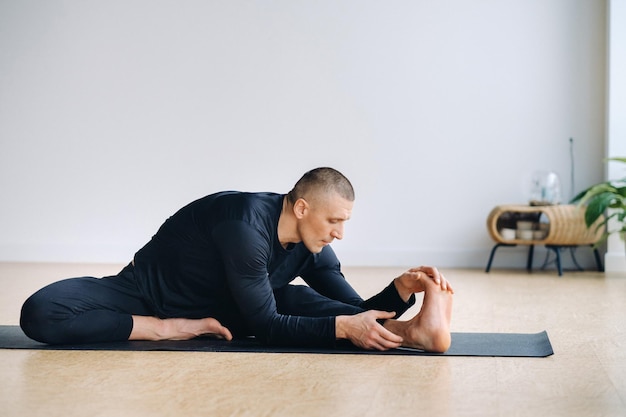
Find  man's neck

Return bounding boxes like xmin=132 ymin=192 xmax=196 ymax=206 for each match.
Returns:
xmin=277 ymin=197 xmax=300 ymax=249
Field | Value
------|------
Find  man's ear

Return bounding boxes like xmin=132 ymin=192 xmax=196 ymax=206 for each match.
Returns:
xmin=293 ymin=198 xmax=308 ymax=219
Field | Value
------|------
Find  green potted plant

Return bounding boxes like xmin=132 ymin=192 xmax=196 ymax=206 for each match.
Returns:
xmin=571 ymin=157 xmax=626 ymax=244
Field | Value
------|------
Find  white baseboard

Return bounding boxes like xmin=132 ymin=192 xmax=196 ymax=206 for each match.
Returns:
xmin=0 ymin=243 xmax=135 ymax=264
xmin=0 ymin=243 xmax=611 ymax=272
xmin=605 ymin=251 xmax=626 ymax=274
xmin=334 ymin=246 xmax=604 ymax=271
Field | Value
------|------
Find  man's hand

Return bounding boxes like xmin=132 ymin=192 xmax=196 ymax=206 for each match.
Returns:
xmin=394 ymin=266 xmax=454 ymax=302
xmin=336 ymin=310 xmax=403 ymax=351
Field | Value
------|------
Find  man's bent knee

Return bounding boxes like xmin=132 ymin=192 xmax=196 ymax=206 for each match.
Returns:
xmin=20 ymin=292 xmax=58 ymax=344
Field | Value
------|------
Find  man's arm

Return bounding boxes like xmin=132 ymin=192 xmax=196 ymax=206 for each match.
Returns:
xmin=299 ymin=246 xmax=364 ymax=305
xmin=215 ymin=221 xmax=337 ymax=347
xmin=302 ymin=247 xmax=416 ymax=319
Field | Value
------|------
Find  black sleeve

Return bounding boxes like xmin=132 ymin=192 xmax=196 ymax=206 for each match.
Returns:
xmin=213 ymin=221 xmax=336 ymax=347
xmin=299 ymin=246 xmax=364 ymax=306
xmin=301 ymin=246 xmax=415 ymax=319
xmin=361 ymin=281 xmax=416 ymax=319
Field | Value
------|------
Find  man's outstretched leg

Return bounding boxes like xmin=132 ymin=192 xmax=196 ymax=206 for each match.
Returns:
xmin=383 ymin=276 xmax=453 ymax=353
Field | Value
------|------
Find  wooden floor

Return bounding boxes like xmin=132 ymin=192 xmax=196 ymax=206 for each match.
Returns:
xmin=1 ymin=262 xmax=625 ymax=417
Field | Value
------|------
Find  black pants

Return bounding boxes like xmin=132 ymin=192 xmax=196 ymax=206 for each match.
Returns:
xmin=20 ymin=264 xmax=363 ymax=345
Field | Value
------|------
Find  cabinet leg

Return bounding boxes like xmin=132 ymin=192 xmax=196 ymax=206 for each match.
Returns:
xmin=592 ymin=246 xmax=604 ymax=272
xmin=485 ymin=243 xmax=516 ymax=273
xmin=526 ymin=244 xmax=535 ymax=272
xmin=485 ymin=244 xmax=499 ymax=273
xmin=548 ymin=246 xmax=563 ymax=276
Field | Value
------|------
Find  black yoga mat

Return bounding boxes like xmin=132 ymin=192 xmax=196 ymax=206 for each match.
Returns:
xmin=0 ymin=325 xmax=553 ymax=357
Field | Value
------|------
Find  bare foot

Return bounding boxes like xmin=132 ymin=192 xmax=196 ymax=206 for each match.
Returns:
xmin=384 ymin=277 xmax=453 ymax=352
xmin=162 ymin=317 xmax=233 ymax=341
xmin=130 ymin=316 xmax=233 ymax=341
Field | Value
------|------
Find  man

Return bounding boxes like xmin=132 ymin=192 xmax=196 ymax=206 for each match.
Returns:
xmin=20 ymin=167 xmax=453 ymax=352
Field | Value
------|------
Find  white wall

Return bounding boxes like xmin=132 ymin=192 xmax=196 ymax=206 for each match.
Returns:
xmin=0 ymin=1 xmax=608 ymax=269
xmin=606 ymin=0 xmax=626 ymax=273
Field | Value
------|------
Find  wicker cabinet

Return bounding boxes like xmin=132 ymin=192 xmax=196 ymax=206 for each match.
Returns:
xmin=485 ymin=204 xmax=603 ymax=275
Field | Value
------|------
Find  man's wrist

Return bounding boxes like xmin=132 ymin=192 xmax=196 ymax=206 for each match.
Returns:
xmin=335 ymin=316 xmax=347 ymax=339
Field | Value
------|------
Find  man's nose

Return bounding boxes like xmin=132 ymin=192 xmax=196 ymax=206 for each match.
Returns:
xmin=331 ymin=225 xmax=344 ymax=240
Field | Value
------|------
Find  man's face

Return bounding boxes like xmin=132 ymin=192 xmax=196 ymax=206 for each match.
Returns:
xmin=296 ymin=192 xmax=353 ymax=254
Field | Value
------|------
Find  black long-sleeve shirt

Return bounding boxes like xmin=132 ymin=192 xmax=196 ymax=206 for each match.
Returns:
xmin=132 ymin=192 xmax=414 ymax=347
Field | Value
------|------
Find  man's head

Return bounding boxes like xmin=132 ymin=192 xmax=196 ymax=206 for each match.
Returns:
xmin=285 ymin=167 xmax=355 ymax=253
xmin=286 ymin=167 xmax=355 ymax=206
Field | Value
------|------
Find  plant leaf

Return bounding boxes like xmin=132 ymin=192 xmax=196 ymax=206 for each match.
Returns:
xmin=570 ymin=188 xmax=587 ymax=204
xmin=577 ymin=183 xmax=617 ymax=207
xmin=585 ymin=192 xmax=616 ymax=226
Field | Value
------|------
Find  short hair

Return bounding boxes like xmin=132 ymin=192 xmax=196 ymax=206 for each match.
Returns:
xmin=286 ymin=167 xmax=355 ymax=205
